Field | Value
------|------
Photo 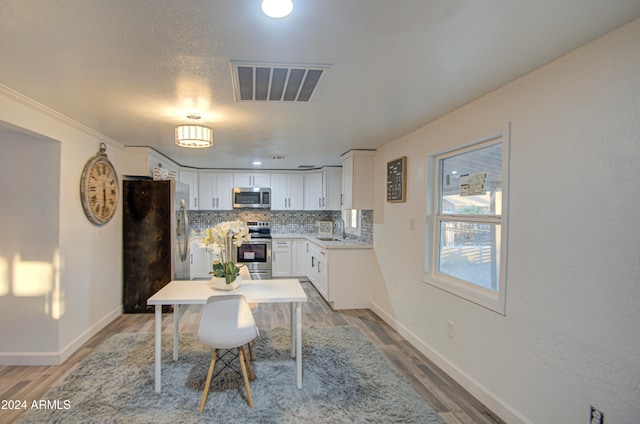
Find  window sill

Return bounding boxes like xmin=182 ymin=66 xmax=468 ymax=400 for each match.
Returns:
xmin=422 ymin=273 xmax=506 ymax=315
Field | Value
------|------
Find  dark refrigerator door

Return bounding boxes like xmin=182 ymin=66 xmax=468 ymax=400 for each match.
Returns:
xmin=122 ymin=180 xmax=172 ymax=313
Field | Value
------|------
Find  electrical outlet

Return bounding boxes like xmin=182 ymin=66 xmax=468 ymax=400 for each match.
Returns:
xmin=447 ymin=320 xmax=454 ymax=338
xmin=590 ymin=406 xmax=604 ymax=424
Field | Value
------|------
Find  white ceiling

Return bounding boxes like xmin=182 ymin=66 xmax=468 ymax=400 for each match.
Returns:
xmin=1 ymin=0 xmax=639 ymax=170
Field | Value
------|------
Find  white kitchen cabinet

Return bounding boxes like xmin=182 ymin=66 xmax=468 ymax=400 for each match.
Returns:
xmin=306 ymin=239 xmax=372 ymax=309
xmin=304 ymin=171 xmax=323 ymax=210
xmin=292 ymin=239 xmax=308 ymax=277
xmin=272 ymin=239 xmax=292 ymax=277
xmin=271 ymin=173 xmax=304 ymax=210
xmin=190 ymin=237 xmax=213 ymax=279
xmin=199 ymin=172 xmax=233 ymax=210
xmin=304 ymin=167 xmax=342 ymax=210
xmin=341 ymin=150 xmax=375 ymax=210
xmin=179 ymin=170 xmax=199 ymax=210
xmin=307 ymin=241 xmax=328 ymax=299
xmin=122 ymin=146 xmax=179 ymax=178
xmin=272 ymin=238 xmax=308 ymax=277
xmin=233 ymin=172 xmax=271 ymax=188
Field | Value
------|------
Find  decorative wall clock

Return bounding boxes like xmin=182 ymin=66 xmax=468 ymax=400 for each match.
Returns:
xmin=80 ymin=142 xmax=119 ymax=225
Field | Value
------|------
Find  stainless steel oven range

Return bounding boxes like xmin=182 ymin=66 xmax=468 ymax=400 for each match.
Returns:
xmin=233 ymin=221 xmax=272 ymax=279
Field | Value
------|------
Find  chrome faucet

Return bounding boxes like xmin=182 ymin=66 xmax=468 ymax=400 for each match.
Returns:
xmin=334 ymin=218 xmax=346 ymax=240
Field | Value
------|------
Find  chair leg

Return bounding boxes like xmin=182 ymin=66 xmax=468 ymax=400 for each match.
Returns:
xmin=238 ymin=349 xmax=254 ymax=408
xmin=240 ymin=345 xmax=254 ymax=381
xmin=199 ymin=349 xmax=217 ymax=413
xmin=247 ymin=341 xmax=254 ymax=361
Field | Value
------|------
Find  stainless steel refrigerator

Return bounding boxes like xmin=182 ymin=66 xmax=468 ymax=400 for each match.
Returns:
xmin=122 ymin=179 xmax=190 ymax=313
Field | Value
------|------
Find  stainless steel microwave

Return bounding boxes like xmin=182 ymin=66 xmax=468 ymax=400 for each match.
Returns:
xmin=232 ymin=187 xmax=271 ymax=209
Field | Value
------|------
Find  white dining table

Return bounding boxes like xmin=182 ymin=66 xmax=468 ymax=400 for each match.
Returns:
xmin=147 ymin=278 xmax=308 ymax=393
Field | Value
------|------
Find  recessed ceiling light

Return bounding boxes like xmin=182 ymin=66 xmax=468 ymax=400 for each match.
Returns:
xmin=252 ymin=161 xmax=262 ymax=166
xmin=261 ymin=0 xmax=293 ymax=18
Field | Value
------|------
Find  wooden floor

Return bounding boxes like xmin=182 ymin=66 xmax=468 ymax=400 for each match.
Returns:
xmin=0 ymin=280 xmax=505 ymax=424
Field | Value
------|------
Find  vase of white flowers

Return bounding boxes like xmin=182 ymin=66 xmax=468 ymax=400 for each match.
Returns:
xmin=202 ymin=220 xmax=251 ymax=290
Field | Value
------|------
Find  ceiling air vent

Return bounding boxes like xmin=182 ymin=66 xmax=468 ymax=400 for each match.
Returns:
xmin=231 ymin=61 xmax=330 ymax=102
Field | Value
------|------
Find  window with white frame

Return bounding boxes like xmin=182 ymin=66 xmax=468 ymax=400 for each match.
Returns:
xmin=425 ymin=131 xmax=509 ymax=314
xmin=341 ymin=209 xmax=361 ymax=236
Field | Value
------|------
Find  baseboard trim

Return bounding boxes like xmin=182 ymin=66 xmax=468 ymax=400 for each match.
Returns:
xmin=59 ymin=305 xmax=122 ymax=364
xmin=369 ymin=300 xmax=532 ymax=424
xmin=0 ymin=305 xmax=121 ymax=366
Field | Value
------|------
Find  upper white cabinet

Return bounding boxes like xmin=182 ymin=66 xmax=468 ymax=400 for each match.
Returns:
xmin=304 ymin=171 xmax=323 ymax=210
xmin=233 ymin=172 xmax=271 ymax=188
xmin=122 ymin=147 xmax=179 ymax=178
xmin=304 ymin=167 xmax=342 ymax=210
xmin=341 ymin=150 xmax=375 ymax=210
xmin=179 ymin=170 xmax=199 ymax=210
xmin=271 ymin=173 xmax=304 ymax=210
xmin=199 ymin=172 xmax=233 ymax=210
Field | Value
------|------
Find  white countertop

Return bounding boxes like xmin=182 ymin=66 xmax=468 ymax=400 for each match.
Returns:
xmin=271 ymin=233 xmax=373 ymax=249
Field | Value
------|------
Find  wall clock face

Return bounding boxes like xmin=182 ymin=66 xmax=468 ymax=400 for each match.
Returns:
xmin=80 ymin=143 xmax=119 ymax=225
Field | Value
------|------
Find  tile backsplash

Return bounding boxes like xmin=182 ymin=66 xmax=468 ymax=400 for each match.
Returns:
xmin=188 ymin=209 xmax=373 ymax=244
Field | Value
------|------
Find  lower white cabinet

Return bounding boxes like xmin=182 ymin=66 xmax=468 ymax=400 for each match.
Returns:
xmin=190 ymin=237 xmax=213 ymax=279
xmin=272 ymin=237 xmax=372 ymax=309
xmin=307 ymin=242 xmax=328 ymax=299
xmin=292 ymin=240 xmax=308 ymax=277
xmin=272 ymin=238 xmax=308 ymax=277
xmin=272 ymin=240 xmax=292 ymax=278
xmin=306 ymin=240 xmax=371 ymax=309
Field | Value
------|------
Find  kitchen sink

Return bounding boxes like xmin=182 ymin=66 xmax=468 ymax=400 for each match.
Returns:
xmin=317 ymin=237 xmax=342 ymax=241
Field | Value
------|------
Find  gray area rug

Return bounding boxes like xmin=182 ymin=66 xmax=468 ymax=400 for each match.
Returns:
xmin=17 ymin=325 xmax=445 ymax=423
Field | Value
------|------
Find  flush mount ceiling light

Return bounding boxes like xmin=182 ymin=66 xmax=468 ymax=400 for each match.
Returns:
xmin=261 ymin=0 xmax=293 ymax=18
xmin=175 ymin=124 xmax=213 ymax=148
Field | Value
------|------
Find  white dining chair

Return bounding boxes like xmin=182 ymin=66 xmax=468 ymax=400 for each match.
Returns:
xmin=238 ymin=265 xmax=258 ymax=362
xmin=197 ymin=294 xmax=259 ymax=413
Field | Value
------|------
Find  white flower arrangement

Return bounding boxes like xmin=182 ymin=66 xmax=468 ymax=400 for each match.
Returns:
xmin=202 ymin=220 xmax=251 ymax=284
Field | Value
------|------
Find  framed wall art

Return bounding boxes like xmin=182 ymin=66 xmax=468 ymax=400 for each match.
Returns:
xmin=386 ymin=156 xmax=407 ymax=203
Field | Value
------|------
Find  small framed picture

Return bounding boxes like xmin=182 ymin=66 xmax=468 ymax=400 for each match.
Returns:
xmin=386 ymin=156 xmax=407 ymax=202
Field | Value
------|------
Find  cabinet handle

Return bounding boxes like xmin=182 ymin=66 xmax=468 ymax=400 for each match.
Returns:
xmin=212 ymin=198 xmax=215 ymax=208
xmin=340 ymin=193 xmax=344 ymax=205
xmin=194 ymin=198 xmax=197 ymax=208
xmin=318 ymin=198 xmax=321 ymax=207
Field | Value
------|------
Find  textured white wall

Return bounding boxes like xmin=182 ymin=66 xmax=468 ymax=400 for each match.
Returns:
xmin=371 ymin=18 xmax=640 ymax=424
xmin=0 ymin=88 xmax=123 ymax=364
xmin=0 ymin=133 xmax=60 ymax=355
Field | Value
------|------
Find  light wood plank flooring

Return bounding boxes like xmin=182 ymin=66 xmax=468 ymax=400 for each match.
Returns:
xmin=0 ymin=280 xmax=505 ymax=424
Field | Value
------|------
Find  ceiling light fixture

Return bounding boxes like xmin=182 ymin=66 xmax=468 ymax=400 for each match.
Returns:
xmin=261 ymin=0 xmax=293 ymax=18
xmin=175 ymin=124 xmax=213 ymax=148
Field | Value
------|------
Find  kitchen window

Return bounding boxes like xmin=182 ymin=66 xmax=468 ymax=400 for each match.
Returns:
xmin=424 ymin=128 xmax=510 ymax=314
xmin=342 ymin=209 xmax=361 ymax=236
